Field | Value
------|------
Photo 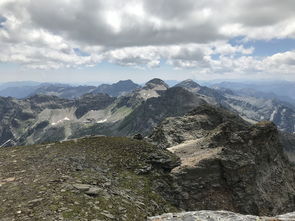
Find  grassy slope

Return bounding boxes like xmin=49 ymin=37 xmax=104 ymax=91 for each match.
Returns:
xmin=0 ymin=137 xmax=179 ymax=221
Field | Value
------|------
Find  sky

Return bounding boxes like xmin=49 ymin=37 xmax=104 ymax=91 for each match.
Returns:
xmin=1 ymin=0 xmax=295 ymax=84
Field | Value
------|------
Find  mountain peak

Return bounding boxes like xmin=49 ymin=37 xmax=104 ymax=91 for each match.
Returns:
xmin=176 ymin=79 xmax=201 ymax=88
xmin=115 ymin=79 xmax=136 ymax=85
xmin=94 ymin=79 xmax=140 ymax=97
xmin=144 ymin=78 xmax=169 ymax=89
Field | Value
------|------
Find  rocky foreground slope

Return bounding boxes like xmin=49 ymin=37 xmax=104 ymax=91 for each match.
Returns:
xmin=0 ymin=136 xmax=179 ymax=220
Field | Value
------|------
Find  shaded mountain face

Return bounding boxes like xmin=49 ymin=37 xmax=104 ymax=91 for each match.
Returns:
xmin=175 ymin=79 xmax=295 ymax=133
xmin=74 ymin=93 xmax=116 ymax=118
xmin=149 ymin=105 xmax=295 ymax=216
xmin=117 ymin=87 xmax=206 ymax=136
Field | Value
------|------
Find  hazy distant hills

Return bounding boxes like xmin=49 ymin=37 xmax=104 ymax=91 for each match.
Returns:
xmin=0 ymin=81 xmax=41 ymax=90
xmin=0 ymin=80 xmax=140 ymax=99
xmin=31 ymin=84 xmax=97 ymax=99
xmin=0 ymin=78 xmax=295 ymax=147
xmin=212 ymin=81 xmax=295 ymax=105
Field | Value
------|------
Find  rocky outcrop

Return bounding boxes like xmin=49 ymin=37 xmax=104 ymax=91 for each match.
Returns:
xmin=149 ymin=104 xmax=248 ymax=149
xmin=148 ymin=210 xmax=295 ymax=221
xmin=149 ymin=105 xmax=295 ymax=216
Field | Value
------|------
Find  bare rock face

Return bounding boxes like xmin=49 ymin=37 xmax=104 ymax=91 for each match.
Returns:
xmin=148 ymin=210 xmax=295 ymax=221
xmin=149 ymin=105 xmax=295 ymax=216
xmin=149 ymin=104 xmax=248 ymax=149
xmin=280 ymin=132 xmax=295 ymax=163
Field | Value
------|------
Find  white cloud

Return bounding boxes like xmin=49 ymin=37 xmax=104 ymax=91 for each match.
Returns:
xmin=0 ymin=0 xmax=295 ymax=80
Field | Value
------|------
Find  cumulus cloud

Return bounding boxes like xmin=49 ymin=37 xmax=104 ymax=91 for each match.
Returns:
xmin=0 ymin=0 xmax=295 ymax=78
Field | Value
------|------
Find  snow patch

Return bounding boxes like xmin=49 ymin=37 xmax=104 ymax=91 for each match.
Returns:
xmin=97 ymin=119 xmax=107 ymax=123
xmin=270 ymin=108 xmax=278 ymax=121
xmin=51 ymin=117 xmax=71 ymax=126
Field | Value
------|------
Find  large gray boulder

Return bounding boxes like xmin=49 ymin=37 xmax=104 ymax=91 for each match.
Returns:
xmin=148 ymin=210 xmax=295 ymax=221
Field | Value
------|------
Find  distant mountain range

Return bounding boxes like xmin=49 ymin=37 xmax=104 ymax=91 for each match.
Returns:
xmin=1 ymin=79 xmax=294 ymax=102
xmin=212 ymin=81 xmax=295 ymax=105
xmin=0 ymin=80 xmax=140 ymax=99
xmin=0 ymin=78 xmax=295 ymax=147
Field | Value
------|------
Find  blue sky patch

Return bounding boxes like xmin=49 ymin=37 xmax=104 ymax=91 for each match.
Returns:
xmin=74 ymin=48 xmax=90 ymax=57
xmin=229 ymin=36 xmax=295 ymax=56
xmin=0 ymin=16 xmax=7 ymax=28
